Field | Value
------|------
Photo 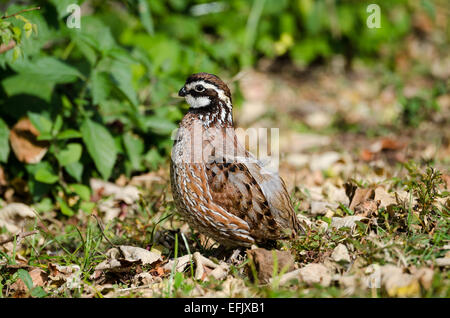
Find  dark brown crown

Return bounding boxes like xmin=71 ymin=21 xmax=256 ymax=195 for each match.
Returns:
xmin=186 ymin=73 xmax=232 ymax=101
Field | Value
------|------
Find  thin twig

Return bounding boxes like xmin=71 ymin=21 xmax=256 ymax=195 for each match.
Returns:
xmin=1 ymin=6 xmax=41 ymax=19
xmin=0 ymin=40 xmax=16 ymax=54
xmin=0 ymin=230 xmax=38 ymax=246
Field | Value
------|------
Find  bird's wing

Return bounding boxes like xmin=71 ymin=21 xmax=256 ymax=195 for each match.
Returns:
xmin=205 ymin=156 xmax=300 ymax=243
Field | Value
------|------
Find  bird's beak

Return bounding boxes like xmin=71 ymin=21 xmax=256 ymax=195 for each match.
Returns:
xmin=178 ymin=86 xmax=187 ymax=97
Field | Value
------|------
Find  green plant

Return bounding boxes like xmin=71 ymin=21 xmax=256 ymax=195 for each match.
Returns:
xmin=0 ymin=0 xmax=435 ymax=215
xmin=0 ymin=6 xmax=39 ymax=60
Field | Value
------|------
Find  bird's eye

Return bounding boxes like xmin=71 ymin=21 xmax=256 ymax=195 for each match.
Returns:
xmin=195 ymin=84 xmax=205 ymax=92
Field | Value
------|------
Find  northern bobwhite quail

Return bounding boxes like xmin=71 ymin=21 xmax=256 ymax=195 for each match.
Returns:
xmin=170 ymin=72 xmax=301 ymax=247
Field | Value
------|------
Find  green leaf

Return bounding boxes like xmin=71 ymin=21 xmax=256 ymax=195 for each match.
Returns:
xmin=68 ymin=183 xmax=91 ymax=201
xmin=57 ymin=197 xmax=74 ymax=216
xmin=50 ymin=0 xmax=82 ymax=18
xmin=55 ymin=143 xmax=82 ymax=166
xmin=12 ymin=46 xmax=21 ymax=61
xmin=35 ymin=166 xmax=59 ymax=184
xmin=110 ymin=60 xmax=138 ymax=106
xmin=65 ymin=161 xmax=83 ymax=182
xmin=30 ymin=286 xmax=47 ymax=298
xmin=10 ymin=57 xmax=82 ymax=84
xmin=56 ymin=129 xmax=82 ymax=140
xmin=80 ymin=201 xmax=95 ymax=213
xmin=123 ymin=132 xmax=144 ymax=171
xmin=91 ymin=70 xmax=112 ymax=105
xmin=0 ymin=118 xmax=10 ymax=163
xmin=27 ymin=112 xmax=53 ymax=134
xmin=81 ymin=118 xmax=117 ymax=180
xmin=17 ymin=269 xmax=33 ymax=291
xmin=138 ymin=0 xmax=154 ymax=36
xmin=24 ymin=23 xmax=32 ymax=38
xmin=144 ymin=117 xmax=177 ymax=135
xmin=52 ymin=115 xmax=63 ymax=136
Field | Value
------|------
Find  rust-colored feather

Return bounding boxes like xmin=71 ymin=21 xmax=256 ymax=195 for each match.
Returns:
xmin=170 ymin=73 xmax=301 ymax=247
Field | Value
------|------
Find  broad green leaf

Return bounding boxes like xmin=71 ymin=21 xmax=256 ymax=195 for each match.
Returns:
xmin=138 ymin=0 xmax=154 ymax=35
xmin=35 ymin=167 xmax=59 ymax=184
xmin=34 ymin=197 xmax=53 ymax=213
xmin=65 ymin=161 xmax=83 ymax=182
xmin=50 ymin=0 xmax=82 ymax=18
xmin=91 ymin=70 xmax=112 ymax=105
xmin=1 ymin=73 xmax=54 ymax=102
xmin=80 ymin=201 xmax=95 ymax=213
xmin=30 ymin=286 xmax=47 ymax=298
xmin=110 ymin=60 xmax=138 ymax=106
xmin=27 ymin=112 xmax=52 ymax=134
xmin=0 ymin=118 xmax=10 ymax=163
xmin=123 ymin=132 xmax=144 ymax=171
xmin=17 ymin=269 xmax=33 ymax=291
xmin=57 ymin=197 xmax=74 ymax=216
xmin=144 ymin=148 xmax=164 ymax=170
xmin=56 ymin=129 xmax=82 ymax=140
xmin=144 ymin=117 xmax=177 ymax=135
xmin=10 ymin=57 xmax=82 ymax=83
xmin=52 ymin=115 xmax=63 ymax=135
xmin=55 ymin=143 xmax=82 ymax=166
xmin=68 ymin=183 xmax=91 ymax=201
xmin=81 ymin=118 xmax=117 ymax=180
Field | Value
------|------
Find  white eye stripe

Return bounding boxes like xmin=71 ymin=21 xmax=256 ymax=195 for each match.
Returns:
xmin=185 ymin=80 xmax=231 ymax=105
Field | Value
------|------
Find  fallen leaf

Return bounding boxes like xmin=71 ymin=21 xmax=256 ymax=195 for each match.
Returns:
xmin=298 ymin=263 xmax=332 ymax=287
xmin=119 ymin=245 xmax=162 ymax=265
xmin=90 ymin=179 xmax=140 ymax=205
xmin=331 ymin=243 xmax=351 ymax=264
xmin=10 ymin=268 xmax=47 ymax=296
xmin=48 ymin=263 xmax=81 ymax=289
xmin=0 ymin=203 xmax=35 ymax=233
xmin=95 ymin=246 xmax=162 ymax=273
xmin=379 ymin=265 xmax=420 ymax=297
xmin=353 ymin=200 xmax=379 ymax=217
xmin=163 ymin=252 xmax=229 ymax=281
xmin=330 ymin=215 xmax=367 ymax=231
xmin=9 ymin=118 xmax=49 ymax=164
xmin=310 ymin=152 xmax=341 ymax=171
xmin=374 ymin=187 xmax=397 ymax=209
xmin=133 ymin=272 xmax=162 ymax=286
xmin=348 ymin=187 xmax=375 ymax=211
xmin=435 ymin=257 xmax=450 ymax=267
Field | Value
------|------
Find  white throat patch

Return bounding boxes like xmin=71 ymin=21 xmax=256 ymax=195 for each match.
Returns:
xmin=186 ymin=95 xmax=211 ymax=108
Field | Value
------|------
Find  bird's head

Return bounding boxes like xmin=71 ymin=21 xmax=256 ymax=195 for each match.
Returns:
xmin=178 ymin=72 xmax=232 ymax=110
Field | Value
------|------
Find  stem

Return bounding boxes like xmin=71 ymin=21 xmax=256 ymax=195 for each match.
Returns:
xmin=1 ymin=6 xmax=41 ymax=19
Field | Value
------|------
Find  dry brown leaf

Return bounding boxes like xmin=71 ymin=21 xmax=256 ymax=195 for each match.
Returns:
xmin=435 ymin=257 xmax=450 ymax=267
xmin=379 ymin=265 xmax=420 ymax=297
xmin=0 ymin=165 xmax=6 ymax=186
xmin=354 ymin=200 xmax=379 ymax=217
xmin=0 ymin=203 xmax=35 ymax=233
xmin=331 ymin=243 xmax=351 ymax=264
xmin=348 ymin=187 xmax=375 ymax=211
xmin=298 ymin=263 xmax=332 ymax=287
xmin=90 ymin=179 xmax=140 ymax=205
xmin=330 ymin=215 xmax=367 ymax=231
xmin=119 ymin=245 xmax=162 ymax=265
xmin=374 ymin=187 xmax=397 ymax=209
xmin=95 ymin=246 xmax=162 ymax=273
xmin=48 ymin=263 xmax=81 ymax=289
xmin=10 ymin=268 xmax=47 ymax=296
xmin=9 ymin=118 xmax=49 ymax=164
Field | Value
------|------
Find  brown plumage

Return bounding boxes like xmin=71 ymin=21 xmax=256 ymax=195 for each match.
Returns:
xmin=170 ymin=73 xmax=301 ymax=247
